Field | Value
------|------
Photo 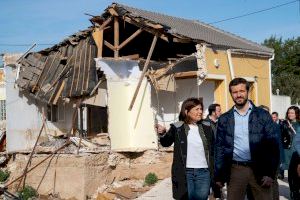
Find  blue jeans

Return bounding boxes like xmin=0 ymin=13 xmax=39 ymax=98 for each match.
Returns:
xmin=186 ymin=168 xmax=210 ymax=200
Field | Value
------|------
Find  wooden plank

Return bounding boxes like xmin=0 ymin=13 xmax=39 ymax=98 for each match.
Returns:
xmin=21 ymin=70 xmax=34 ymax=80
xmin=75 ymin=40 xmax=85 ymax=94
xmin=53 ymin=81 xmax=65 ymax=105
xmin=89 ymin=77 xmax=105 ymax=96
xmin=174 ymin=71 xmax=197 ymax=78
xmin=114 ymin=16 xmax=119 ymax=58
xmin=31 ymin=56 xmax=49 ymax=92
xmin=35 ymin=52 xmax=59 ymax=97
xmin=85 ymin=43 xmax=92 ymax=92
xmin=69 ymin=40 xmax=81 ymax=97
xmin=124 ymin=16 xmax=169 ymax=42
xmin=99 ymin=16 xmax=113 ymax=30
xmin=43 ymin=56 xmax=74 ymax=95
xmin=86 ymin=44 xmax=97 ymax=92
xmin=81 ymin=39 xmax=89 ymax=95
xmin=128 ymin=34 xmax=158 ymax=110
xmin=121 ymin=54 xmax=140 ymax=60
xmin=118 ymin=28 xmax=142 ymax=50
xmin=104 ymin=40 xmax=115 ymax=51
xmin=92 ymin=28 xmax=103 ymax=58
xmin=108 ymin=8 xmax=119 ymax=16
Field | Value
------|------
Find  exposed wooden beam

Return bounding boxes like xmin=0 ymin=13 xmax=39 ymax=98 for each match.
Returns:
xmin=174 ymin=71 xmax=197 ymax=78
xmin=128 ymin=34 xmax=158 ymax=111
xmin=104 ymin=40 xmax=115 ymax=51
xmin=118 ymin=28 xmax=143 ymax=50
xmin=92 ymin=28 xmax=104 ymax=58
xmin=98 ymin=17 xmax=113 ymax=30
xmin=121 ymin=54 xmax=140 ymax=60
xmin=124 ymin=16 xmax=169 ymax=43
xmin=108 ymin=8 xmax=119 ymax=16
xmin=53 ymin=81 xmax=65 ymax=105
xmin=114 ymin=17 xmax=119 ymax=58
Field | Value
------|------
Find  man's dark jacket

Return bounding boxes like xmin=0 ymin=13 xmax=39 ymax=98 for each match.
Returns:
xmin=214 ymin=103 xmax=280 ymax=185
xmin=160 ymin=121 xmax=214 ymax=200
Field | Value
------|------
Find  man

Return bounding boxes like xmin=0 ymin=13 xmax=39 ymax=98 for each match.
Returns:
xmin=214 ymin=77 xmax=280 ymax=200
xmin=203 ymin=103 xmax=222 ymax=137
xmin=272 ymin=112 xmax=281 ymax=124
xmin=272 ymin=111 xmax=285 ymax=180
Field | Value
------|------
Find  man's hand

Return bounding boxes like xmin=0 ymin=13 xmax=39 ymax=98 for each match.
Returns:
xmin=297 ymin=164 xmax=300 ymax=177
xmin=215 ymin=182 xmax=224 ymax=188
xmin=155 ymin=124 xmax=166 ymax=135
xmin=261 ymin=176 xmax=273 ymax=187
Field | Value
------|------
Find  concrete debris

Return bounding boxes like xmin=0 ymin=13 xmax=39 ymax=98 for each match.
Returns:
xmin=96 ymin=192 xmax=115 ymax=200
xmin=90 ymin=133 xmax=110 ymax=146
xmin=0 ymin=156 xmax=7 ymax=165
xmin=70 ymin=137 xmax=99 ymax=149
xmin=108 ymin=185 xmax=137 ymax=199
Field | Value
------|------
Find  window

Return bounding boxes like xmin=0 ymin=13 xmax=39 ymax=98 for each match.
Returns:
xmin=58 ymin=103 xmax=65 ymax=121
xmin=47 ymin=105 xmax=58 ymax=122
xmin=0 ymin=100 xmax=5 ymax=120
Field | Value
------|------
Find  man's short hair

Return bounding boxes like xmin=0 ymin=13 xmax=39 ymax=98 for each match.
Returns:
xmin=208 ymin=103 xmax=220 ymax=115
xmin=229 ymin=77 xmax=250 ymax=92
xmin=272 ymin=112 xmax=279 ymax=116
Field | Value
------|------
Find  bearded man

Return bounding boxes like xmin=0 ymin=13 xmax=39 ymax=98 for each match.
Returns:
xmin=214 ymin=77 xmax=280 ymax=200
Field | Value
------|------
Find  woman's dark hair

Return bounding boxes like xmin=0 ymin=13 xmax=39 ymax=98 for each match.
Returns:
xmin=229 ymin=77 xmax=250 ymax=92
xmin=285 ymin=106 xmax=300 ymax=121
xmin=179 ymin=98 xmax=203 ymax=123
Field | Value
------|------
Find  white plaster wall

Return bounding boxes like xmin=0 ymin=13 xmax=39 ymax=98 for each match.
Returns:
xmin=271 ymin=95 xmax=291 ymax=119
xmin=152 ymin=79 xmax=215 ymax=128
xmin=97 ymin=59 xmax=157 ymax=151
xmin=5 ymin=66 xmax=73 ymax=152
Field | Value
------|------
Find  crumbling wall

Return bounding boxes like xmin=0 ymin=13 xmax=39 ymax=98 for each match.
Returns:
xmin=7 ymin=150 xmax=172 ymax=200
xmin=5 ymin=65 xmax=74 ymax=152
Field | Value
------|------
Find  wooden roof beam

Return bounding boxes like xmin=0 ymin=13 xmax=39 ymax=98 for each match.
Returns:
xmin=129 ymin=34 xmax=158 ymax=111
xmin=124 ymin=16 xmax=169 ymax=42
xmin=114 ymin=16 xmax=119 ymax=58
xmin=118 ymin=28 xmax=143 ymax=50
xmin=104 ymin=40 xmax=115 ymax=51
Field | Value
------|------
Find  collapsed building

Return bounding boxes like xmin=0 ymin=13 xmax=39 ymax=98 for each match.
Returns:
xmin=2 ymin=3 xmax=274 ymax=199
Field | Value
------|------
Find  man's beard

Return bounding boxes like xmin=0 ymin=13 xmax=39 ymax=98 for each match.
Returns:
xmin=234 ymin=97 xmax=248 ymax=107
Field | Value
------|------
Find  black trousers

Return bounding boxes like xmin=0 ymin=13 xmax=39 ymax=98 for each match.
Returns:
xmin=288 ymin=151 xmax=300 ymax=200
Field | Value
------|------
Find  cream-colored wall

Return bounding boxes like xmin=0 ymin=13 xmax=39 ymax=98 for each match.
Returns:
xmin=97 ymin=59 xmax=157 ymax=151
xmin=205 ymin=48 xmax=271 ymax=111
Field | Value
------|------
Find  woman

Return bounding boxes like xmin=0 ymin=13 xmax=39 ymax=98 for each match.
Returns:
xmin=156 ymin=98 xmax=214 ymax=200
xmin=290 ymin=133 xmax=300 ymax=199
xmin=282 ymin=106 xmax=300 ymax=170
xmin=283 ymin=106 xmax=300 ymax=199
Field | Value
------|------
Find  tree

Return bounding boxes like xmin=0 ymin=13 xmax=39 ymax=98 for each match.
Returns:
xmin=263 ymin=36 xmax=300 ymax=104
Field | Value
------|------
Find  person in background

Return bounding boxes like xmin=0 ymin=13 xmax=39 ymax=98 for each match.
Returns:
xmin=272 ymin=111 xmax=285 ymax=180
xmin=282 ymin=106 xmax=300 ymax=199
xmin=289 ymin=130 xmax=300 ymax=200
xmin=156 ymin=98 xmax=215 ymax=200
xmin=214 ymin=78 xmax=280 ymax=200
xmin=203 ymin=103 xmax=223 ymax=199
xmin=272 ymin=112 xmax=282 ymax=125
xmin=203 ymin=103 xmax=222 ymax=137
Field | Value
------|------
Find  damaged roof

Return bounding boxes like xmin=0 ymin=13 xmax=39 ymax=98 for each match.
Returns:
xmin=98 ymin=3 xmax=273 ymax=54
xmin=16 ymin=3 xmax=273 ymax=104
xmin=17 ymin=29 xmax=98 ymax=104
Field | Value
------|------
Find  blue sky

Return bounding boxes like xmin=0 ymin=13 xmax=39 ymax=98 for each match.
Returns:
xmin=0 ymin=0 xmax=299 ymax=54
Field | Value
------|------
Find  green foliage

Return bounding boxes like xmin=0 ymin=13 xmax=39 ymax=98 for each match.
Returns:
xmin=0 ymin=169 xmax=10 ymax=182
xmin=18 ymin=185 xmax=38 ymax=200
xmin=144 ymin=172 xmax=158 ymax=186
xmin=263 ymin=36 xmax=300 ymax=104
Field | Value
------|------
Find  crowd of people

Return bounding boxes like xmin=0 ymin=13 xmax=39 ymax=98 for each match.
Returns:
xmin=155 ymin=77 xmax=300 ymax=200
